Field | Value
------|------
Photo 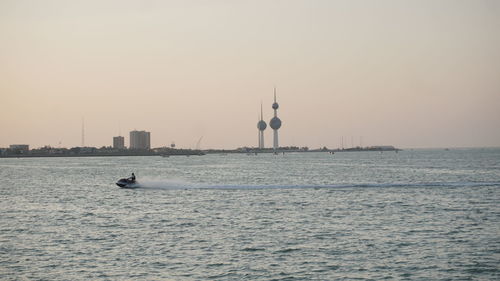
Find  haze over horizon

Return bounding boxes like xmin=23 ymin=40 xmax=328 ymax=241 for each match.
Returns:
xmin=1 ymin=0 xmax=499 ymax=149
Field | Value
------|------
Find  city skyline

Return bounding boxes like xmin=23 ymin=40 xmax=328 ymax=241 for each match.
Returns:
xmin=1 ymin=1 xmax=499 ymax=149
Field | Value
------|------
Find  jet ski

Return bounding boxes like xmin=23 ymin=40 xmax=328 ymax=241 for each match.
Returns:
xmin=116 ymin=178 xmax=139 ymax=188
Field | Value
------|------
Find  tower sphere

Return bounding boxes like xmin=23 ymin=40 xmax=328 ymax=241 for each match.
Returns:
xmin=257 ymin=120 xmax=267 ymax=131
xmin=270 ymin=117 xmax=281 ymax=130
xmin=272 ymin=102 xmax=279 ymax=110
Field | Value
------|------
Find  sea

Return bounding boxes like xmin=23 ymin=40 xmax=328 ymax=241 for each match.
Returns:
xmin=1 ymin=148 xmax=499 ymax=280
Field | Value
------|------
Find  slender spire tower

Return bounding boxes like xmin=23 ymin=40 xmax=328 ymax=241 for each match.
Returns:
xmin=257 ymin=102 xmax=267 ymax=149
xmin=269 ymin=88 xmax=282 ymax=153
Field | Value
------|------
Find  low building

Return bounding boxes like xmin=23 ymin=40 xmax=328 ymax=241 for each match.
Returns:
xmin=9 ymin=144 xmax=29 ymax=153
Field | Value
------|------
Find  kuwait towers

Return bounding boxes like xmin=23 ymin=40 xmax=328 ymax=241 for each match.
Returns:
xmin=257 ymin=102 xmax=267 ymax=149
xmin=270 ymin=88 xmax=282 ymax=153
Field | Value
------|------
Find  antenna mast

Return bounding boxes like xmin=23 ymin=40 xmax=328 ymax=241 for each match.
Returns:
xmin=81 ymin=117 xmax=85 ymax=147
xmin=196 ymin=136 xmax=203 ymax=150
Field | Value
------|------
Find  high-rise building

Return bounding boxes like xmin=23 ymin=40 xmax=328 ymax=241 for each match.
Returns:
xmin=257 ymin=102 xmax=267 ymax=149
xmin=113 ymin=136 xmax=125 ymax=149
xmin=269 ymin=88 xmax=282 ymax=153
xmin=129 ymin=130 xmax=151 ymax=149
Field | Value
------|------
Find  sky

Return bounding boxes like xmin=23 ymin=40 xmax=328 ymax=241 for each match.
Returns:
xmin=1 ymin=0 xmax=499 ymax=149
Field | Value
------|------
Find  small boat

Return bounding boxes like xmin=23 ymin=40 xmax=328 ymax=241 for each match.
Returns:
xmin=116 ymin=178 xmax=139 ymax=188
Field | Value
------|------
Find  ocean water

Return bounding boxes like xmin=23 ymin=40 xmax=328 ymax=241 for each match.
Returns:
xmin=1 ymin=149 xmax=499 ymax=280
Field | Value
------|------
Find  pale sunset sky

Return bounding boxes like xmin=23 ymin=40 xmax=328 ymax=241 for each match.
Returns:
xmin=1 ymin=0 xmax=499 ymax=149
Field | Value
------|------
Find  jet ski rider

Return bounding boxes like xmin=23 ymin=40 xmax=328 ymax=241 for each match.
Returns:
xmin=129 ymin=173 xmax=136 ymax=181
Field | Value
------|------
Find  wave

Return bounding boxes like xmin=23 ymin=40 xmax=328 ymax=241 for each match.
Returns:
xmin=133 ymin=178 xmax=500 ymax=190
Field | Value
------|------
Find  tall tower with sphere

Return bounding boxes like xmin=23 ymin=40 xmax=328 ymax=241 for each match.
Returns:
xmin=257 ymin=102 xmax=267 ymax=149
xmin=270 ymin=88 xmax=282 ymax=153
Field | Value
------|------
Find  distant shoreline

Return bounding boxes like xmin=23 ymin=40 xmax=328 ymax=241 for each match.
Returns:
xmin=0 ymin=146 xmax=404 ymax=158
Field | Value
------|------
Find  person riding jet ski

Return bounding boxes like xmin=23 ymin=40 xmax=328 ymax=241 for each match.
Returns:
xmin=116 ymin=173 xmax=138 ymax=188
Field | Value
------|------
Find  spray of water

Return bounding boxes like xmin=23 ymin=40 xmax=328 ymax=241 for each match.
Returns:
xmin=129 ymin=177 xmax=500 ymax=190
xmin=135 ymin=176 xmax=202 ymax=190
